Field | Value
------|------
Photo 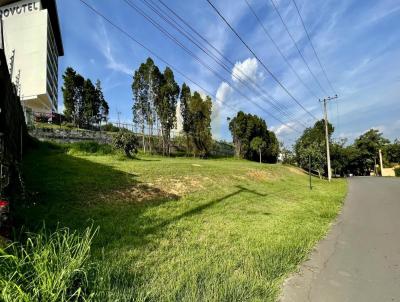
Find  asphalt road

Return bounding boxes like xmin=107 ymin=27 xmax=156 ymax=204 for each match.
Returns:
xmin=280 ymin=177 xmax=400 ymax=302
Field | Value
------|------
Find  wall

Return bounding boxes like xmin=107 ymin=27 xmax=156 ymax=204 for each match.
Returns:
xmin=382 ymin=168 xmax=395 ymax=177
xmin=0 ymin=47 xmax=29 ymax=197
xmin=29 ymin=128 xmax=114 ymax=144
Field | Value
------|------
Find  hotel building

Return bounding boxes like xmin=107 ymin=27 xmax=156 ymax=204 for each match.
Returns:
xmin=0 ymin=0 xmax=63 ymax=114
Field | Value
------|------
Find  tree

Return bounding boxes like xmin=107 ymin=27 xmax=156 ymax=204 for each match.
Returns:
xmin=73 ymin=74 xmax=85 ymax=128
xmin=133 ymin=61 xmax=150 ymax=153
xmin=189 ymin=92 xmax=213 ymax=157
xmin=62 ymin=68 xmax=109 ymax=129
xmin=156 ymin=67 xmax=180 ymax=156
xmin=95 ymin=80 xmax=109 ymax=124
xmin=294 ymin=119 xmax=334 ymax=178
xmin=228 ymin=111 xmax=279 ymax=163
xmin=250 ymin=137 xmax=266 ymax=163
xmin=180 ymin=83 xmax=192 ymax=154
xmin=132 ymin=58 xmax=163 ymax=154
xmin=112 ymin=131 xmax=139 ymax=158
xmin=62 ymin=67 xmax=77 ymax=121
xmin=264 ymin=131 xmax=279 ymax=163
xmin=82 ymin=79 xmax=97 ymax=127
xmin=280 ymin=143 xmax=295 ymax=165
xmin=354 ymin=129 xmax=390 ymax=174
xmin=385 ymin=139 xmax=400 ymax=164
xmin=145 ymin=58 xmax=162 ymax=154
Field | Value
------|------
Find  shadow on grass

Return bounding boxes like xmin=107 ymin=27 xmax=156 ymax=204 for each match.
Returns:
xmin=139 ymin=185 xmax=267 ymax=236
xmin=15 ymin=143 xmax=176 ymax=234
xmin=17 ymin=142 xmax=271 ymax=254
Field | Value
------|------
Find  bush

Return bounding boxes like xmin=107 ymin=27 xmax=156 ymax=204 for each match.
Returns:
xmin=395 ymin=167 xmax=400 ymax=177
xmin=0 ymin=227 xmax=96 ymax=302
xmin=101 ymin=123 xmax=120 ymax=133
xmin=61 ymin=121 xmax=75 ymax=129
xmin=68 ymin=142 xmax=114 ymax=155
xmin=112 ymin=131 xmax=139 ymax=158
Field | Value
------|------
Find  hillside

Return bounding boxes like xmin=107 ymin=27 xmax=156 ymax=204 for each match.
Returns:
xmin=16 ymin=143 xmax=347 ymax=301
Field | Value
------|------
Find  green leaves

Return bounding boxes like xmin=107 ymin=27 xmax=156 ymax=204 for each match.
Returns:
xmin=61 ymin=68 xmax=109 ymax=128
xmin=112 ymin=131 xmax=139 ymax=158
xmin=229 ymin=112 xmax=279 ymax=163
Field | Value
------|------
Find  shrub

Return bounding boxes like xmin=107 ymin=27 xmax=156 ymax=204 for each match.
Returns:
xmin=395 ymin=167 xmax=400 ymax=177
xmin=68 ymin=142 xmax=114 ymax=155
xmin=101 ymin=123 xmax=120 ymax=133
xmin=61 ymin=121 xmax=75 ymax=129
xmin=0 ymin=227 xmax=96 ymax=302
xmin=112 ymin=131 xmax=139 ymax=158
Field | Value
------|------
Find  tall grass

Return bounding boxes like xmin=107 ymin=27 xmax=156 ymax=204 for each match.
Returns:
xmin=0 ymin=227 xmax=96 ymax=302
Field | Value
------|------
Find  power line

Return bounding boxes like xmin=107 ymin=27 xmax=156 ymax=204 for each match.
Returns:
xmin=123 ymin=0 xmax=306 ymax=128
xmin=77 ymin=0 xmax=301 ymax=134
xmin=269 ymin=0 xmax=328 ymax=96
xmin=139 ymin=0 xmax=307 ymax=126
xmin=244 ymin=0 xmax=320 ymax=100
xmin=154 ymin=0 xmax=294 ymax=113
xmin=292 ymin=0 xmax=336 ymax=95
xmin=206 ymin=0 xmax=318 ymax=121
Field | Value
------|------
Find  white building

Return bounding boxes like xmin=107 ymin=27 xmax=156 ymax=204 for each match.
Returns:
xmin=0 ymin=0 xmax=63 ymax=114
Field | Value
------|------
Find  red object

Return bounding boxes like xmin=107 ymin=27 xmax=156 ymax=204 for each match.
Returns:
xmin=0 ymin=200 xmax=9 ymax=207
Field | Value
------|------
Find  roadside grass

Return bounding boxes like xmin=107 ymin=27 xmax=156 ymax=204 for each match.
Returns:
xmin=12 ymin=142 xmax=347 ymax=301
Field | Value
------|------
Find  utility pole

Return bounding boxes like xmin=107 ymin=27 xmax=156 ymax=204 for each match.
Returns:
xmin=320 ymin=95 xmax=338 ymax=182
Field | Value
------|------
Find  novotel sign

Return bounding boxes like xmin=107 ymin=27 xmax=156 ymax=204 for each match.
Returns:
xmin=0 ymin=1 xmax=41 ymax=19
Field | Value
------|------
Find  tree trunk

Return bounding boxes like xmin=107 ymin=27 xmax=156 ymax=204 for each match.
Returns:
xmin=148 ymin=123 xmax=152 ymax=154
xmin=259 ymin=149 xmax=262 ymax=164
xmin=142 ymin=124 xmax=146 ymax=154
xmin=186 ymin=134 xmax=190 ymax=157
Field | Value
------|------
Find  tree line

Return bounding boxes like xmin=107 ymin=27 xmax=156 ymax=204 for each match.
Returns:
xmin=62 ymin=67 xmax=109 ymax=129
xmin=132 ymin=58 xmax=212 ymax=157
xmin=290 ymin=120 xmax=400 ymax=177
xmin=60 ymin=60 xmax=283 ymax=163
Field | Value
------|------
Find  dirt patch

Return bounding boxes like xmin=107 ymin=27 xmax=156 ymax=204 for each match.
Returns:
xmin=159 ymin=176 xmax=205 ymax=196
xmin=102 ymin=184 xmax=179 ymax=203
xmin=100 ymin=175 xmax=209 ymax=204
xmin=286 ymin=166 xmax=306 ymax=175
xmin=246 ymin=169 xmax=270 ymax=181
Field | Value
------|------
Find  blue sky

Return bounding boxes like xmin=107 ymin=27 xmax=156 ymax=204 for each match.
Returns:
xmin=57 ymin=0 xmax=400 ymax=145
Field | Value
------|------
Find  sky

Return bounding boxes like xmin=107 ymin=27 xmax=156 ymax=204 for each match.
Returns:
xmin=56 ymin=0 xmax=400 ymax=146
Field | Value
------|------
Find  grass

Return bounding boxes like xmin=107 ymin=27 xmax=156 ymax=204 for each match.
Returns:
xmin=0 ymin=227 xmax=95 ymax=301
xmin=12 ymin=142 xmax=347 ymax=301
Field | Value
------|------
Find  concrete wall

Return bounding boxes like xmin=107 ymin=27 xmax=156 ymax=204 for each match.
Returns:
xmin=29 ymin=128 xmax=114 ymax=144
xmin=382 ymin=168 xmax=396 ymax=177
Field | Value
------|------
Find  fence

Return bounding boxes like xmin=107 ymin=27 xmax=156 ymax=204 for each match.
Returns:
xmin=30 ymin=111 xmax=182 ymax=138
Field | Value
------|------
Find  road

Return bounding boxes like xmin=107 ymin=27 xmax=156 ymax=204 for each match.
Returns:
xmin=280 ymin=177 xmax=400 ymax=302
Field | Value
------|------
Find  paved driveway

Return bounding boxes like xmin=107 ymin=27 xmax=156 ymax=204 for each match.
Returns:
xmin=280 ymin=177 xmax=400 ymax=302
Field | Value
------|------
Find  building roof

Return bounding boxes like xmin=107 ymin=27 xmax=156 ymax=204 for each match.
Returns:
xmin=0 ymin=0 xmax=64 ymax=56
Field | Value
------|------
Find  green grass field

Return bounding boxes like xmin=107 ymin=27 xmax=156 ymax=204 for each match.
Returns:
xmin=16 ymin=143 xmax=347 ymax=301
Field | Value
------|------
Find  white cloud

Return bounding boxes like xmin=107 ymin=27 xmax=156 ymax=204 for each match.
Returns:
xmin=231 ymin=57 xmax=263 ymax=83
xmin=215 ymin=81 xmax=233 ymax=104
xmin=271 ymin=122 xmax=296 ymax=136
xmin=96 ymin=19 xmax=132 ymax=76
